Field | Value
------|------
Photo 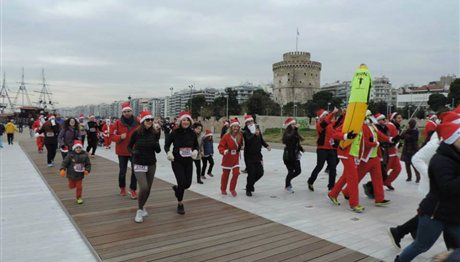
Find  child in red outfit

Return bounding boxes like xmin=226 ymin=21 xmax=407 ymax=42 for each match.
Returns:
xmin=60 ymin=140 xmax=91 ymax=204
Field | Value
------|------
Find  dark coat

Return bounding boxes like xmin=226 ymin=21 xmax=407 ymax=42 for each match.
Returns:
xmin=58 ymin=127 xmax=80 ymax=148
xmin=419 ymin=142 xmax=460 ymax=225
xmin=128 ymin=129 xmax=161 ymax=166
xmin=401 ymin=128 xmax=419 ymax=162
xmin=60 ymin=151 xmax=91 ymax=180
xmin=39 ymin=121 xmax=61 ymax=144
xmin=243 ymin=127 xmax=268 ymax=163
xmin=282 ymin=128 xmax=304 ymax=163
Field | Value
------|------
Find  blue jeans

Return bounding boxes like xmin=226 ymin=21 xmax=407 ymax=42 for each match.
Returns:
xmin=0 ymin=135 xmax=3 ymax=147
xmin=399 ymin=215 xmax=460 ymax=261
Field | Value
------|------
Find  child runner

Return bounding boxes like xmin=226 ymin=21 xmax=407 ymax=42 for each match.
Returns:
xmin=59 ymin=140 xmax=91 ymax=204
xmin=201 ymin=129 xmax=215 ymax=178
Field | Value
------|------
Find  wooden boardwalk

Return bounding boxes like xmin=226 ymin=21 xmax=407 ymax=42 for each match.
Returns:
xmin=20 ymin=140 xmax=379 ymax=262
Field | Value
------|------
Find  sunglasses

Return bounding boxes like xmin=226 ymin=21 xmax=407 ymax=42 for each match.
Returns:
xmin=144 ymin=119 xmax=154 ymax=122
xmin=123 ymin=110 xmax=132 ymax=113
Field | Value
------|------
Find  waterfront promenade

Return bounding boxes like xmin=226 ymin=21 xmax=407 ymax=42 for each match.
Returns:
xmin=1 ymin=133 xmax=446 ymax=261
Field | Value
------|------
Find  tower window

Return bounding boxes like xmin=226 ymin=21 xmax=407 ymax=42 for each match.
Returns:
xmin=288 ymin=73 xmax=290 ymax=76
xmin=304 ymin=73 xmax=306 ymax=76
xmin=299 ymin=81 xmax=302 ymax=83
xmin=288 ymin=79 xmax=290 ymax=81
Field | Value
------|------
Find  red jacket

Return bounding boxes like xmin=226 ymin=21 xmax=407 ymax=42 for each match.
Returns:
xmin=386 ymin=122 xmax=400 ymax=157
xmin=316 ymin=113 xmax=335 ymax=150
xmin=32 ymin=119 xmax=44 ymax=137
xmin=218 ymin=132 xmax=243 ymax=169
xmin=111 ymin=118 xmax=140 ymax=156
xmin=359 ymin=124 xmax=391 ymax=162
xmin=423 ymin=120 xmax=437 ymax=143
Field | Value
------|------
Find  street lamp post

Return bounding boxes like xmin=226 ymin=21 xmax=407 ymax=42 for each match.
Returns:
xmin=226 ymin=94 xmax=229 ymax=120
xmin=188 ymin=85 xmax=194 ymax=114
xmin=327 ymin=102 xmax=331 ymax=111
xmin=294 ymin=104 xmax=297 ymax=118
xmin=169 ymin=87 xmax=174 ymax=118
xmin=200 ymin=106 xmax=203 ymax=119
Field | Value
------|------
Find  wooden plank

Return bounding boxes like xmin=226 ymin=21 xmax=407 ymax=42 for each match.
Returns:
xmin=19 ymin=139 xmax=376 ymax=262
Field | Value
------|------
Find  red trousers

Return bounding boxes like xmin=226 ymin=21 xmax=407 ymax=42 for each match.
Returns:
xmin=103 ymin=137 xmax=111 ymax=147
xmin=343 ymin=157 xmax=385 ymax=203
xmin=68 ymin=178 xmax=83 ymax=198
xmin=384 ymin=156 xmax=401 ymax=186
xmin=221 ymin=168 xmax=240 ymax=192
xmin=329 ymin=157 xmax=359 ymax=208
xmin=36 ymin=136 xmax=44 ymax=151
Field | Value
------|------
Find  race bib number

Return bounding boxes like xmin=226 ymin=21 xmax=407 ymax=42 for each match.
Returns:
xmin=179 ymin=147 xmax=192 ymax=157
xmin=74 ymin=163 xmax=85 ymax=172
xmin=231 ymin=150 xmax=237 ymax=155
xmin=329 ymin=138 xmax=335 ymax=146
xmin=89 ymin=128 xmax=96 ymax=132
xmin=134 ymin=164 xmax=148 ymax=172
xmin=46 ymin=132 xmax=55 ymax=137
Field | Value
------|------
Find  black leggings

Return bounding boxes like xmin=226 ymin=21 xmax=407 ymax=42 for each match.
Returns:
xmin=118 ymin=156 xmax=137 ymax=190
xmin=246 ymin=161 xmax=264 ymax=192
xmin=7 ymin=134 xmax=14 ymax=144
xmin=284 ymin=160 xmax=301 ymax=188
xmin=201 ymin=156 xmax=214 ymax=176
xmin=172 ymin=157 xmax=193 ymax=202
xmin=86 ymin=136 xmax=98 ymax=155
xmin=308 ymin=149 xmax=337 ymax=190
xmin=193 ymin=159 xmax=201 ymax=181
xmin=44 ymin=142 xmax=57 ymax=164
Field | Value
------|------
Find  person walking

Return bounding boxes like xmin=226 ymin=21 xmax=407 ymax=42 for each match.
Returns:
xmin=307 ymin=108 xmax=338 ymax=191
xmin=164 ymin=111 xmax=198 ymax=214
xmin=0 ymin=121 xmax=5 ymax=148
xmin=384 ymin=112 xmax=403 ymax=190
xmin=111 ymin=102 xmax=139 ymax=199
xmin=282 ymin=117 xmax=304 ymax=193
xmin=401 ymin=119 xmax=421 ymax=183
xmin=59 ymin=140 xmax=91 ymax=204
xmin=128 ymin=111 xmax=161 ymax=223
xmin=102 ymin=119 xmax=112 ymax=149
xmin=32 ymin=116 xmax=45 ymax=153
xmin=58 ymin=117 xmax=80 ymax=159
xmin=38 ymin=115 xmax=61 ymax=167
xmin=78 ymin=114 xmax=87 ymax=146
xmin=423 ymin=114 xmax=438 ymax=144
xmin=5 ymin=119 xmax=18 ymax=145
xmin=242 ymin=115 xmax=270 ymax=197
xmin=395 ymin=122 xmax=460 ymax=262
xmin=220 ymin=120 xmax=229 ymax=139
xmin=85 ymin=115 xmax=99 ymax=157
xmin=201 ymin=129 xmax=215 ymax=178
xmin=218 ymin=118 xmax=244 ymax=197
xmin=192 ymin=122 xmax=204 ymax=184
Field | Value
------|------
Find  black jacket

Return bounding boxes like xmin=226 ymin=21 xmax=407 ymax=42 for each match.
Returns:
xmin=282 ymin=128 xmax=304 ymax=163
xmin=164 ymin=127 xmax=198 ymax=159
xmin=60 ymin=151 xmax=91 ymax=180
xmin=86 ymin=121 xmax=99 ymax=139
xmin=128 ymin=129 xmax=161 ymax=165
xmin=419 ymin=142 xmax=460 ymax=225
xmin=0 ymin=123 xmax=5 ymax=135
xmin=242 ymin=127 xmax=268 ymax=163
xmin=39 ymin=121 xmax=61 ymax=144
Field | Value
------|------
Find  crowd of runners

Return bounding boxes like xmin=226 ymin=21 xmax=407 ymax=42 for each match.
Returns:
xmin=2 ymin=101 xmax=459 ymax=262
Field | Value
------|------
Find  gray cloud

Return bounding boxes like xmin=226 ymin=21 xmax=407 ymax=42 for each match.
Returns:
xmin=2 ymin=0 xmax=459 ymax=107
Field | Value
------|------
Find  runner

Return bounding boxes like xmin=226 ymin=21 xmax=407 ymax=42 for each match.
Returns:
xmin=0 ymin=121 xmax=5 ymax=148
xmin=102 ymin=119 xmax=112 ymax=149
xmin=242 ymin=115 xmax=271 ymax=197
xmin=192 ymin=122 xmax=204 ymax=184
xmin=282 ymin=117 xmax=304 ymax=193
xmin=32 ymin=116 xmax=45 ymax=153
xmin=59 ymin=140 xmax=91 ymax=204
xmin=383 ymin=112 xmax=403 ymax=190
xmin=164 ymin=111 xmax=198 ymax=214
xmin=201 ymin=129 xmax=215 ymax=178
xmin=423 ymin=113 xmax=438 ymax=144
xmin=78 ymin=114 xmax=87 ymax=146
xmin=111 ymin=102 xmax=139 ymax=199
xmin=38 ymin=115 xmax=61 ymax=167
xmin=58 ymin=117 xmax=80 ymax=159
xmin=85 ymin=115 xmax=99 ymax=157
xmin=128 ymin=111 xmax=161 ymax=223
xmin=5 ymin=119 xmax=19 ymax=145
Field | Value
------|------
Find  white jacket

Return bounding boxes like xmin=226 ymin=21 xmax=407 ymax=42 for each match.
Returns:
xmin=412 ymin=132 xmax=439 ymax=195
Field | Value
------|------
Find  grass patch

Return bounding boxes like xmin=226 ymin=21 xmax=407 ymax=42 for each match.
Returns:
xmin=263 ymin=128 xmax=317 ymax=146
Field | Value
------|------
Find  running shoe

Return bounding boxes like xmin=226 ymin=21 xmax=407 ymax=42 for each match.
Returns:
xmin=207 ymin=173 xmax=214 ymax=177
xmin=177 ymin=204 xmax=185 ymax=215
xmin=76 ymin=198 xmax=84 ymax=204
xmin=285 ymin=186 xmax=295 ymax=194
xmin=327 ymin=194 xmax=340 ymax=206
xmin=134 ymin=209 xmax=143 ymax=223
xmin=308 ymin=183 xmax=314 ymax=192
xmin=221 ymin=190 xmax=227 ymax=195
xmin=129 ymin=190 xmax=138 ymax=200
xmin=351 ymin=205 xmax=365 ymax=213
xmin=375 ymin=200 xmax=391 ymax=207
xmin=387 ymin=227 xmax=401 ymax=249
xmin=142 ymin=208 xmax=148 ymax=217
xmin=120 ymin=187 xmax=127 ymax=196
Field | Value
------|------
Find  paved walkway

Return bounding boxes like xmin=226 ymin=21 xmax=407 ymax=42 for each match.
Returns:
xmin=0 ymin=141 xmax=98 ymax=262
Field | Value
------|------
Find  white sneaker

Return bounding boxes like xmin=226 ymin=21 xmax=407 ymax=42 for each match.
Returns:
xmin=134 ymin=209 xmax=143 ymax=223
xmin=142 ymin=208 xmax=148 ymax=217
xmin=285 ymin=186 xmax=295 ymax=194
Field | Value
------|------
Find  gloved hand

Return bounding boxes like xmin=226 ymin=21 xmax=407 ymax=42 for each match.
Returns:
xmin=369 ymin=137 xmax=374 ymax=143
xmin=167 ymin=151 xmax=174 ymax=161
xmin=191 ymin=150 xmax=198 ymax=160
xmin=59 ymin=169 xmax=66 ymax=177
xmin=391 ymin=135 xmax=401 ymax=144
xmin=345 ymin=131 xmax=357 ymax=140
xmin=223 ymin=149 xmax=229 ymax=155
xmin=84 ymin=171 xmax=90 ymax=176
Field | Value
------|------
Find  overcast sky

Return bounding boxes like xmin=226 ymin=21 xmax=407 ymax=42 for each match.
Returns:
xmin=2 ymin=0 xmax=459 ymax=107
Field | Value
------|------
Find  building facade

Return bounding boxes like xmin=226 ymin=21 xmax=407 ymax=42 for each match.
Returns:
xmin=320 ymin=81 xmax=351 ymax=104
xmin=272 ymin=51 xmax=321 ymax=105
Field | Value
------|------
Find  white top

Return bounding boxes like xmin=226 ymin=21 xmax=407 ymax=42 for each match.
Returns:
xmin=412 ymin=132 xmax=439 ymax=195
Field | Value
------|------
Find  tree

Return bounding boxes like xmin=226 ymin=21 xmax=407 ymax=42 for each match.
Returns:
xmin=311 ymin=91 xmax=343 ymax=111
xmin=211 ymin=96 xmax=226 ymax=119
xmin=427 ymin=93 xmax=447 ymax=112
xmin=245 ymin=90 xmax=280 ymax=116
xmin=185 ymin=95 xmax=207 ymax=118
xmin=447 ymin=78 xmax=460 ymax=108
xmin=368 ymin=101 xmax=387 ymax=115
xmin=415 ymin=107 xmax=426 ymax=120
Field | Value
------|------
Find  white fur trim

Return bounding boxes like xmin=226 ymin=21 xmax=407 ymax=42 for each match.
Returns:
xmin=244 ymin=117 xmax=254 ymax=123
xmin=319 ymin=111 xmax=328 ymax=119
xmin=140 ymin=114 xmax=153 ymax=123
xmin=230 ymin=122 xmax=240 ymax=127
xmin=72 ymin=143 xmax=83 ymax=150
xmin=285 ymin=120 xmax=296 ymax=127
xmin=444 ymin=127 xmax=460 ymax=144
xmin=122 ymin=106 xmax=132 ymax=112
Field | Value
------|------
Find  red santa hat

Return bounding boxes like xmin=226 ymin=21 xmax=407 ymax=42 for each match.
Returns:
xmin=428 ymin=114 xmax=437 ymax=120
xmin=223 ymin=120 xmax=230 ymax=126
xmin=204 ymin=129 xmax=213 ymax=137
xmin=455 ymin=105 xmax=460 ymax=113
xmin=178 ymin=111 xmax=192 ymax=122
xmin=284 ymin=117 xmax=296 ymax=126
xmin=89 ymin=115 xmax=95 ymax=119
xmin=79 ymin=113 xmax=84 ymax=119
xmin=48 ymin=115 xmax=56 ymax=120
xmin=244 ymin=115 xmax=254 ymax=124
xmin=374 ymin=113 xmax=386 ymax=121
xmin=139 ymin=111 xmax=153 ymax=123
xmin=437 ymin=122 xmax=460 ymax=144
xmin=60 ymin=145 xmax=69 ymax=153
xmin=121 ymin=102 xmax=132 ymax=112
xmin=229 ymin=118 xmax=240 ymax=127
xmin=439 ymin=111 xmax=460 ymax=124
xmin=388 ymin=112 xmax=398 ymax=121
xmin=316 ymin=109 xmax=328 ymax=119
xmin=72 ymin=140 xmax=83 ymax=150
